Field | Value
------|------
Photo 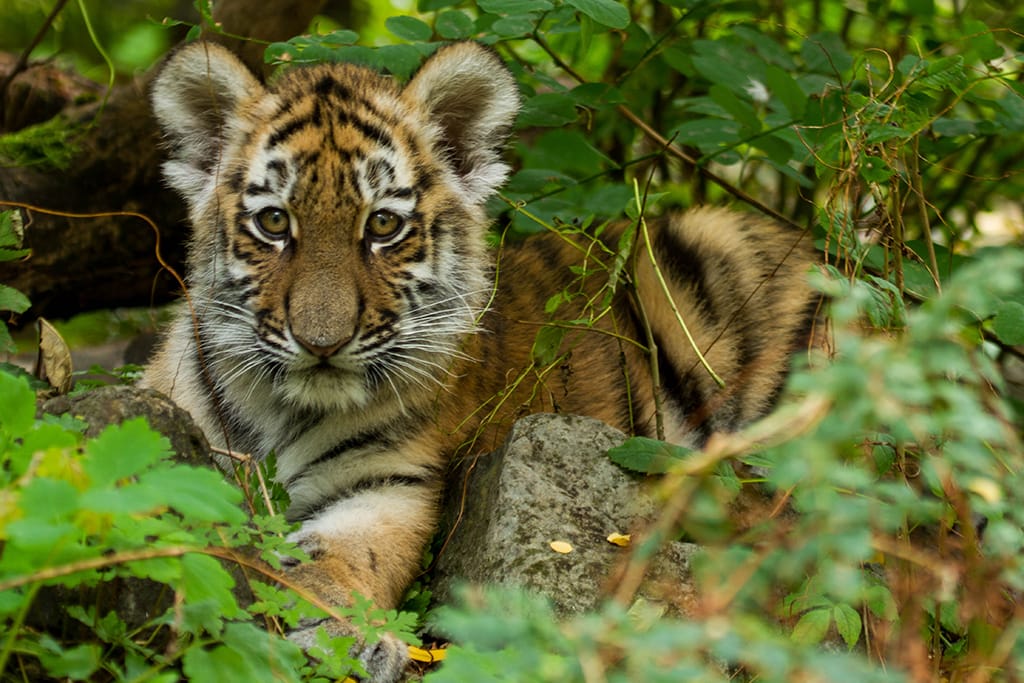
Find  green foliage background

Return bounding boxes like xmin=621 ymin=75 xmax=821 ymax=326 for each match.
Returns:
xmin=2 ymin=0 xmax=1024 ymax=680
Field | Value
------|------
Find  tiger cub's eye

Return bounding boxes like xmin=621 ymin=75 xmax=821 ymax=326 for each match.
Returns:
xmin=365 ymin=210 xmax=404 ymax=241
xmin=253 ymin=207 xmax=290 ymax=238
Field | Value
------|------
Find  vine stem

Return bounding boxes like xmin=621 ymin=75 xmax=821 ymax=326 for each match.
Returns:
xmin=633 ymin=180 xmax=725 ymax=388
xmin=0 ymin=546 xmax=198 ymax=593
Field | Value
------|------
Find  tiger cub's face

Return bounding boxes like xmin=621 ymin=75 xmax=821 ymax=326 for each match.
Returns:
xmin=151 ymin=43 xmax=520 ymax=411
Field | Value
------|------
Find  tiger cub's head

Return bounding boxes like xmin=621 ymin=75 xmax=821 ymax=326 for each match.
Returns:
xmin=151 ymin=41 xmax=520 ymax=411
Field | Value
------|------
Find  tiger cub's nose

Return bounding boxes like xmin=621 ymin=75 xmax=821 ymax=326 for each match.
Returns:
xmin=293 ymin=329 xmax=348 ymax=358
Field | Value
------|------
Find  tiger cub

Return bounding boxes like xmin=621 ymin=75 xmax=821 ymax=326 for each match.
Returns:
xmin=144 ymin=40 xmax=817 ymax=681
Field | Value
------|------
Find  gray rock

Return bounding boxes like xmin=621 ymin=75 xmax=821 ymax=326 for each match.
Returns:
xmin=432 ymin=413 xmax=699 ymax=616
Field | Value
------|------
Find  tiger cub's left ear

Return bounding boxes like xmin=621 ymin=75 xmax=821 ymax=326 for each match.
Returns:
xmin=402 ymin=42 xmax=520 ymax=204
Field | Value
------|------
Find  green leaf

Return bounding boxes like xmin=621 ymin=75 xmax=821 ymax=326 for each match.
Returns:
xmin=490 ymin=14 xmax=538 ymax=37
xmin=906 ymin=0 xmax=934 ymax=16
xmin=436 ymin=10 xmax=474 ymax=39
xmin=0 ymin=210 xmax=23 ymax=248
xmin=181 ymin=553 xmax=244 ymax=623
xmin=791 ymin=607 xmax=831 ymax=644
xmin=0 ymin=371 xmax=35 ymax=437
xmin=84 ymin=418 xmax=169 ymax=488
xmin=863 ymin=584 xmax=898 ymax=620
xmin=607 ymin=436 xmax=694 ymax=474
xmin=478 ymin=0 xmax=553 ymax=13
xmin=833 ymin=603 xmax=862 ymax=649
xmin=137 ymin=465 xmax=246 ymax=523
xmin=670 ymin=118 xmax=740 ymax=149
xmin=518 ymin=93 xmax=578 ymax=127
xmin=765 ymin=64 xmax=806 ymax=118
xmin=859 ymin=155 xmax=894 ymax=183
xmin=564 ymin=0 xmax=630 ymax=29
xmin=0 ymin=283 xmax=30 ymax=314
xmin=419 ymin=0 xmax=461 ymax=10
xmin=801 ymin=32 xmax=852 ymax=75
xmin=709 ymin=84 xmax=761 ymax=132
xmin=38 ymin=642 xmax=101 ymax=679
xmin=964 ymin=19 xmax=1003 ymax=62
xmin=991 ymin=301 xmax=1024 ymax=345
xmin=753 ymin=134 xmax=795 ymax=166
xmin=692 ymin=46 xmax=759 ymax=92
xmin=532 ymin=325 xmax=567 ymax=366
xmin=0 ymin=246 xmax=30 ymax=262
xmin=385 ymin=15 xmax=432 ymax=42
xmin=374 ymin=44 xmax=424 ymax=80
xmin=181 ymin=622 xmax=305 ymax=681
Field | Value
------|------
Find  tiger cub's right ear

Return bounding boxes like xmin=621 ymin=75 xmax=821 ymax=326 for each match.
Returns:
xmin=150 ymin=41 xmax=264 ymax=200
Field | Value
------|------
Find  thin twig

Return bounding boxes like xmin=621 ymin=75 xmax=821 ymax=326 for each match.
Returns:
xmin=0 ymin=0 xmax=72 ymax=122
xmin=210 ymin=446 xmax=278 ymax=517
xmin=634 ymin=179 xmax=725 ymax=388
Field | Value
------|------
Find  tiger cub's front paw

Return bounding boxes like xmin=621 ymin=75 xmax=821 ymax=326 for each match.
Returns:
xmin=289 ymin=618 xmax=410 ymax=683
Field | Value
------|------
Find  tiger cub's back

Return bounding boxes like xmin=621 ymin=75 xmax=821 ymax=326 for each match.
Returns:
xmin=441 ymin=206 xmax=818 ymax=455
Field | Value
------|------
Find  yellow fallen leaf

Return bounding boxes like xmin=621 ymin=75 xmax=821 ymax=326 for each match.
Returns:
xmin=36 ymin=318 xmax=73 ymax=394
xmin=966 ymin=477 xmax=1001 ymax=504
xmin=550 ymin=540 xmax=573 ymax=554
xmin=606 ymin=532 xmax=631 ymax=547
xmin=409 ymin=645 xmax=447 ymax=663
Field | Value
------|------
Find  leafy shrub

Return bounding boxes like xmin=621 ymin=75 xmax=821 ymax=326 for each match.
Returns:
xmin=0 ymin=370 xmax=419 ymax=681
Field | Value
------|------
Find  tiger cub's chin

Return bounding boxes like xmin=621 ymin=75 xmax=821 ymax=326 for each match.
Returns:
xmin=278 ymin=367 xmax=372 ymax=413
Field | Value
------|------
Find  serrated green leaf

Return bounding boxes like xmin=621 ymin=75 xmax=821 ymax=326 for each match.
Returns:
xmin=385 ymin=15 xmax=432 ymax=42
xmin=833 ymin=603 xmax=862 ymax=649
xmin=863 ymin=584 xmax=898 ymax=620
xmin=436 ymin=10 xmax=474 ymax=39
xmin=39 ymin=642 xmax=101 ymax=679
xmin=181 ymin=553 xmax=244 ymax=621
xmin=0 ymin=210 xmax=21 ymax=247
xmin=84 ymin=418 xmax=169 ymax=488
xmin=0 ymin=370 xmax=35 ymax=437
xmin=564 ymin=0 xmax=630 ymax=29
xmin=125 ymin=557 xmax=184 ymax=584
xmin=991 ymin=301 xmax=1024 ymax=345
xmin=607 ymin=436 xmax=693 ymax=474
xmin=0 ymin=247 xmax=29 ymax=262
xmin=0 ymin=283 xmax=30 ymax=314
xmin=0 ymin=325 xmax=14 ymax=354
xmin=136 ymin=465 xmax=246 ymax=523
xmin=791 ymin=607 xmax=831 ymax=644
